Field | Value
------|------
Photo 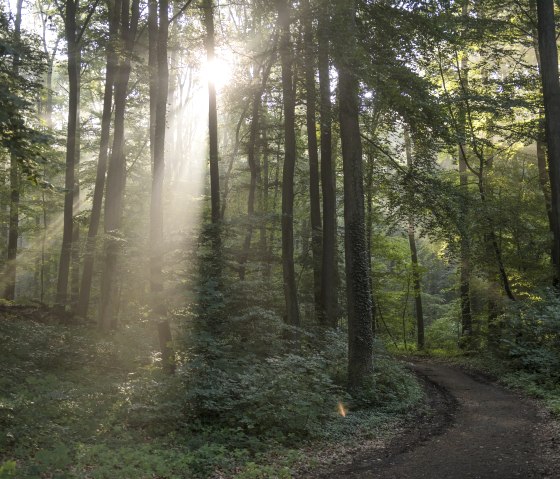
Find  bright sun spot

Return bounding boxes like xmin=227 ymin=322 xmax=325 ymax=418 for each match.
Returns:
xmin=204 ymin=57 xmax=233 ymax=90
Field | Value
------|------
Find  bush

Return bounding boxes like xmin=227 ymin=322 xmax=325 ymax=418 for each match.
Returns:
xmin=499 ymin=291 xmax=560 ymax=380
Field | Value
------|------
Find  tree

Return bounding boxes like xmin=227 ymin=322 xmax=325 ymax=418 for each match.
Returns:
xmin=77 ymin=0 xmax=120 ymax=319
xmin=536 ymin=0 xmax=560 ymax=287
xmin=3 ymin=0 xmax=23 ymax=301
xmin=335 ymin=0 xmax=374 ymax=391
xmin=203 ymin=0 xmax=222 ymax=284
xmin=404 ymin=125 xmax=424 ymax=350
xmin=277 ymin=0 xmax=300 ymax=328
xmin=302 ymin=0 xmax=322 ymax=322
xmin=55 ymin=0 xmax=81 ymax=308
xmin=318 ymin=0 xmax=337 ymax=328
xmin=98 ymin=0 xmax=139 ymax=330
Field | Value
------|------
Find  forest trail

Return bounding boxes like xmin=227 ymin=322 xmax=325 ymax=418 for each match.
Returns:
xmin=323 ymin=361 xmax=557 ymax=479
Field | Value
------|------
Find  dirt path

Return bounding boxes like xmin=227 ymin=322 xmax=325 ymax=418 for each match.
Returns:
xmin=323 ymin=361 xmax=558 ymax=479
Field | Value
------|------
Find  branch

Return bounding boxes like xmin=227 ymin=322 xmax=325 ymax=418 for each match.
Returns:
xmin=77 ymin=0 xmax=101 ymax=43
xmin=170 ymin=0 xmax=195 ymax=24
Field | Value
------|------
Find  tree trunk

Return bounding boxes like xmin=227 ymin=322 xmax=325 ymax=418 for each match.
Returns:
xmin=531 ymin=2 xmax=557 ymax=273
xmin=77 ymin=0 xmax=120 ymax=319
xmin=318 ymin=0 xmax=337 ymax=328
xmin=203 ymin=0 xmax=222 ymax=283
xmin=404 ymin=126 xmax=424 ymax=350
xmin=239 ymin=61 xmax=273 ymax=280
xmin=277 ymin=0 xmax=300 ymax=328
xmin=203 ymin=0 xmax=220 ymax=224
xmin=336 ymin=0 xmax=374 ymax=392
xmin=99 ymin=0 xmax=139 ymax=330
xmin=56 ymin=0 xmax=80 ymax=308
xmin=70 ymin=46 xmax=82 ymax=312
xmin=3 ymin=0 xmax=22 ymax=301
xmin=536 ymin=0 xmax=560 ymax=286
xmin=149 ymin=0 xmax=169 ymax=296
xmin=302 ymin=0 xmax=323 ymax=322
xmin=457 ymin=3 xmax=473 ymax=340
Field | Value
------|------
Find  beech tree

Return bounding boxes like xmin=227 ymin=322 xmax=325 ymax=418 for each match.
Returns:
xmin=335 ymin=0 xmax=374 ymax=390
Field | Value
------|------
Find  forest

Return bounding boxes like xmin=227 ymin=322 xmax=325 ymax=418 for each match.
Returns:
xmin=1 ymin=0 xmax=560 ymax=477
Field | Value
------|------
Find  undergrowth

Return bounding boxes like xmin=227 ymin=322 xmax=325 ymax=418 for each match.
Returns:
xmin=0 ymin=307 xmax=423 ymax=479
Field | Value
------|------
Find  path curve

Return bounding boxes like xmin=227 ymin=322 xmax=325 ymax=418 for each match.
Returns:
xmin=324 ymin=361 xmax=554 ymax=479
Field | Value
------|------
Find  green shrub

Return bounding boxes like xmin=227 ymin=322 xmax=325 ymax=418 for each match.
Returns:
xmin=499 ymin=291 xmax=560 ymax=380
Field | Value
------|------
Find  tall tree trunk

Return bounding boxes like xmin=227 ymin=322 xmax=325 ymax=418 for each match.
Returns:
xmin=70 ymin=47 xmax=82 ymax=312
xmin=77 ymin=0 xmax=120 ymax=319
xmin=457 ymin=3 xmax=473 ymax=339
xmin=531 ymin=2 xmax=557 ymax=272
xmin=203 ymin=0 xmax=220 ymax=223
xmin=238 ymin=64 xmax=271 ymax=279
xmin=203 ymin=0 xmax=222 ymax=283
xmin=404 ymin=126 xmax=424 ymax=350
xmin=149 ymin=0 xmax=168 ymax=296
xmin=302 ymin=0 xmax=323 ymax=322
xmin=318 ymin=0 xmax=337 ymax=328
xmin=3 ymin=0 xmax=23 ymax=300
xmin=335 ymin=0 xmax=374 ymax=391
xmin=57 ymin=0 xmax=80 ymax=307
xmin=536 ymin=0 xmax=560 ymax=287
xmin=260 ymin=128 xmax=269 ymax=265
xmin=277 ymin=0 xmax=300 ymax=328
xmin=99 ymin=0 xmax=139 ymax=330
xmin=150 ymin=0 xmax=174 ymax=372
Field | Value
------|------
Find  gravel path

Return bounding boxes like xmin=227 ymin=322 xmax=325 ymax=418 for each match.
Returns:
xmin=323 ymin=361 xmax=558 ymax=479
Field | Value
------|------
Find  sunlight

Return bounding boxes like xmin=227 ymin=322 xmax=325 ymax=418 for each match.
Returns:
xmin=337 ymin=401 xmax=347 ymax=418
xmin=203 ymin=56 xmax=233 ymax=90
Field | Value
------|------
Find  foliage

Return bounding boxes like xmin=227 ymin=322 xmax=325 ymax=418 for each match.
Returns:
xmin=498 ymin=291 xmax=560 ymax=382
xmin=0 ymin=6 xmax=50 ymax=180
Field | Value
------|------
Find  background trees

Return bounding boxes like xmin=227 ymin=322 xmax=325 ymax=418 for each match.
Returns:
xmin=2 ymin=0 xmax=560 ymax=474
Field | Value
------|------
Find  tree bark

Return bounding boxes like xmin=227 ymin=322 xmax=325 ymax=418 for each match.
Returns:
xmin=531 ymin=1 xmax=557 ymax=274
xmin=456 ymin=2 xmax=473 ymax=340
xmin=203 ymin=0 xmax=220 ymax=224
xmin=404 ymin=126 xmax=424 ymax=350
xmin=3 ymin=0 xmax=23 ymax=300
xmin=318 ymin=0 xmax=337 ymax=328
xmin=335 ymin=0 xmax=374 ymax=391
xmin=70 ymin=46 xmax=82 ymax=312
xmin=77 ymin=0 xmax=120 ymax=319
xmin=149 ymin=0 xmax=169 ymax=296
xmin=238 ymin=60 xmax=273 ymax=280
xmin=302 ymin=0 xmax=323 ymax=322
xmin=99 ymin=0 xmax=139 ymax=330
xmin=277 ymin=0 xmax=300 ymax=328
xmin=536 ymin=0 xmax=560 ymax=286
xmin=56 ymin=0 xmax=80 ymax=308
xmin=203 ymin=0 xmax=222 ymax=284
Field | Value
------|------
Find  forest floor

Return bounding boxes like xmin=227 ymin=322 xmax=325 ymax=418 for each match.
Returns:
xmin=317 ymin=360 xmax=560 ymax=479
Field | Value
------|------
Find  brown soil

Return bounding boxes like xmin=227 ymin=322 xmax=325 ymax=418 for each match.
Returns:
xmin=317 ymin=360 xmax=559 ymax=479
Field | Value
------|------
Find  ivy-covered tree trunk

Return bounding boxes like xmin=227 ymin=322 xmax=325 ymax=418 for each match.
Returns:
xmin=536 ymin=0 xmax=560 ymax=286
xmin=3 ymin=0 xmax=23 ymax=300
xmin=99 ymin=0 xmax=139 ymax=331
xmin=277 ymin=0 xmax=300 ymax=328
xmin=335 ymin=0 xmax=374 ymax=391
xmin=318 ymin=0 xmax=338 ymax=328
xmin=77 ymin=0 xmax=120 ymax=319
